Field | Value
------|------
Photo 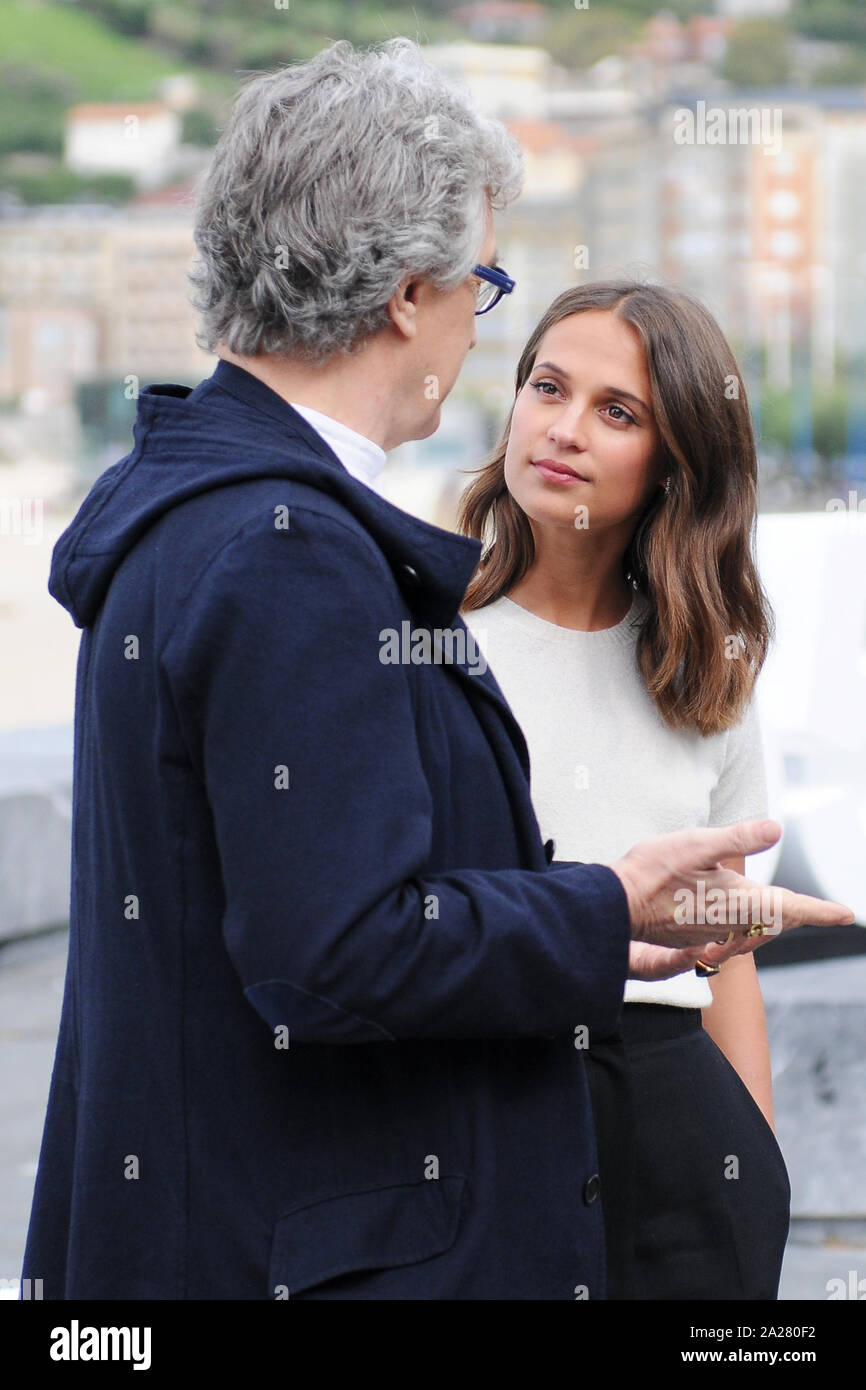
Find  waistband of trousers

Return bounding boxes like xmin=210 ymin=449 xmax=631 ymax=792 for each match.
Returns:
xmin=619 ymin=1003 xmax=703 ymax=1044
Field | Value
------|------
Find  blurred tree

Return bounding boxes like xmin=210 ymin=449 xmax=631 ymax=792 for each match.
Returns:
xmin=0 ymin=164 xmax=135 ymax=204
xmin=537 ymin=8 xmax=642 ymax=71
xmin=149 ymin=6 xmax=211 ymax=62
xmin=0 ymin=65 xmax=78 ymax=157
xmin=79 ymin=0 xmax=157 ymax=38
xmin=542 ymin=0 xmax=707 ymax=15
xmin=759 ymin=388 xmax=791 ymax=454
xmin=760 ymin=384 xmax=850 ymax=472
xmin=795 ymin=1 xmax=866 ymax=45
xmin=202 ymin=18 xmax=248 ymax=68
xmin=812 ymin=49 xmax=866 ymax=83
xmin=722 ymin=20 xmax=792 ymax=86
xmin=237 ymin=28 xmax=322 ymax=67
xmin=811 ymin=384 xmax=850 ymax=468
xmin=180 ymin=107 xmax=220 ymax=146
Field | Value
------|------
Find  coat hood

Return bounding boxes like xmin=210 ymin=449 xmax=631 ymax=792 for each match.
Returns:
xmin=49 ymin=359 xmax=484 ymax=631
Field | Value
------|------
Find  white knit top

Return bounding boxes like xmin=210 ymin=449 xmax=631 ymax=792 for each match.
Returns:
xmin=463 ymin=590 xmax=768 ymax=1007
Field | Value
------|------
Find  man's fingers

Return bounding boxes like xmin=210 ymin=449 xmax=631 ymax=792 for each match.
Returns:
xmin=628 ymin=942 xmax=707 ymax=981
xmin=694 ymin=939 xmax=749 ymax=968
xmin=672 ymin=818 xmax=782 ymax=870
xmin=656 ymin=946 xmax=707 ymax=978
xmin=666 ymin=874 xmax=854 ymax=934
xmin=771 ymin=887 xmax=855 ymax=929
xmin=733 ymin=883 xmax=855 ymax=933
xmin=668 ymin=882 xmax=856 ymax=964
xmin=617 ymin=820 xmax=855 ymax=945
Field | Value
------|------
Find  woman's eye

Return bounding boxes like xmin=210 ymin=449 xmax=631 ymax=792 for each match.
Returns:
xmin=605 ymin=403 xmax=636 ymax=425
xmin=531 ymin=380 xmax=559 ymax=397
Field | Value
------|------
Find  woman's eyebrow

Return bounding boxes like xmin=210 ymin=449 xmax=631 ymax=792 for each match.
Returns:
xmin=532 ymin=361 xmax=649 ymax=415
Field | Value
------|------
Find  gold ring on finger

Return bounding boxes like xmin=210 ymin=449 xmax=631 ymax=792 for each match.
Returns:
xmin=744 ymin=921 xmax=767 ymax=939
xmin=695 ymin=959 xmax=722 ymax=977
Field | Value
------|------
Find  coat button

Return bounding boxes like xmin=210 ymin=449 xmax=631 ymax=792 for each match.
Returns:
xmin=401 ymin=563 xmax=420 ymax=584
xmin=543 ymin=838 xmax=556 ymax=863
xmin=583 ymin=1174 xmax=601 ymax=1205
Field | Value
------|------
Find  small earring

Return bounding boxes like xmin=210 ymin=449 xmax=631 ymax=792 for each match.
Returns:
xmin=663 ymin=475 xmax=671 ymax=495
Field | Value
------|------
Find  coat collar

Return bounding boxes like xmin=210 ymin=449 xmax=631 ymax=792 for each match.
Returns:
xmin=205 ymin=361 xmax=534 ymax=791
xmin=207 ymin=359 xmax=484 ymax=632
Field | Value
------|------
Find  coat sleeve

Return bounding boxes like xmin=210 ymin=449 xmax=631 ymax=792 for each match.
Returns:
xmin=161 ymin=503 xmax=630 ymax=1043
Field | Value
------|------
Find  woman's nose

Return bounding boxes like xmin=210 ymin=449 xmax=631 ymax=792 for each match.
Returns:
xmin=548 ymin=405 xmax=588 ymax=450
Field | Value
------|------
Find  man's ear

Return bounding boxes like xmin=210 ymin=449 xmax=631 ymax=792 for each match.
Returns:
xmin=387 ymin=275 xmax=420 ymax=341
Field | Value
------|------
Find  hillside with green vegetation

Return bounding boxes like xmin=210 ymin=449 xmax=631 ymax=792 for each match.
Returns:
xmin=2 ymin=0 xmax=865 ymax=204
xmin=0 ymin=0 xmax=231 ymax=201
xmin=0 ymin=0 xmax=456 ymax=202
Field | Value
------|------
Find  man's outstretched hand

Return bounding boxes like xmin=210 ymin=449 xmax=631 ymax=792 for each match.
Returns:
xmin=612 ymin=819 xmax=855 ymax=980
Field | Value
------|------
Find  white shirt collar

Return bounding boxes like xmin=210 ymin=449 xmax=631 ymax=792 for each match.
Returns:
xmin=289 ymin=402 xmax=386 ymax=493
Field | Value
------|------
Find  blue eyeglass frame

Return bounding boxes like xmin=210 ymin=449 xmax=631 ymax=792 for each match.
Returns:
xmin=472 ymin=263 xmax=516 ymax=315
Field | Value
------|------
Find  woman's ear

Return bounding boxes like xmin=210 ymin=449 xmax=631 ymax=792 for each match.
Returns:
xmin=654 ymin=453 xmax=671 ymax=495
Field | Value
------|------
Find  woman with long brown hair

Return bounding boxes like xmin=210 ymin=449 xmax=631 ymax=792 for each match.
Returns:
xmin=459 ymin=279 xmax=791 ymax=1299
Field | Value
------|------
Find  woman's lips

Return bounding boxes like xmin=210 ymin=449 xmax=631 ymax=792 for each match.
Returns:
xmin=531 ymin=458 xmax=591 ymax=484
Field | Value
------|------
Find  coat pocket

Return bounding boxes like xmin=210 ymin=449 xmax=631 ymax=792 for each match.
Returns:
xmin=268 ymin=1175 xmax=468 ymax=1299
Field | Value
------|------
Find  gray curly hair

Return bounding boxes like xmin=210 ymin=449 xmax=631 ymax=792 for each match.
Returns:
xmin=189 ymin=37 xmax=524 ymax=366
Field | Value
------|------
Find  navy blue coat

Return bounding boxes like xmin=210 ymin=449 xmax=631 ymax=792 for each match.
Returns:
xmin=23 ymin=359 xmax=630 ymax=1300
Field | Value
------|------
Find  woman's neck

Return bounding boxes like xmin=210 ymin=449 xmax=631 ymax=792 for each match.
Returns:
xmin=505 ymin=533 xmax=633 ymax=632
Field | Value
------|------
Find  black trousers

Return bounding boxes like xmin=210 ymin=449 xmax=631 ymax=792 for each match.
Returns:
xmin=584 ymin=1004 xmax=791 ymax=1300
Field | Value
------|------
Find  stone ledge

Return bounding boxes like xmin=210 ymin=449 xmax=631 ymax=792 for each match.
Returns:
xmin=762 ymin=957 xmax=866 ymax=1220
xmin=0 ymin=726 xmax=72 ymax=942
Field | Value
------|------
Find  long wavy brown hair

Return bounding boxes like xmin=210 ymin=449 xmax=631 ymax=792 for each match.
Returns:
xmin=457 ymin=280 xmax=774 ymax=735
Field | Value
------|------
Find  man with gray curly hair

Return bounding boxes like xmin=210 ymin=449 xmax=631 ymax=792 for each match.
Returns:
xmin=190 ymin=38 xmax=519 ymax=377
xmin=23 ymin=36 xmax=849 ymax=1302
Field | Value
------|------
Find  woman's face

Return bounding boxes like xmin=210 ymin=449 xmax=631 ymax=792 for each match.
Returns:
xmin=503 ymin=309 xmax=664 ymax=536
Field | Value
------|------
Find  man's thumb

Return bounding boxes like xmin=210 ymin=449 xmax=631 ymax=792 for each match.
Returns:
xmin=695 ymin=818 xmax=781 ymax=866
